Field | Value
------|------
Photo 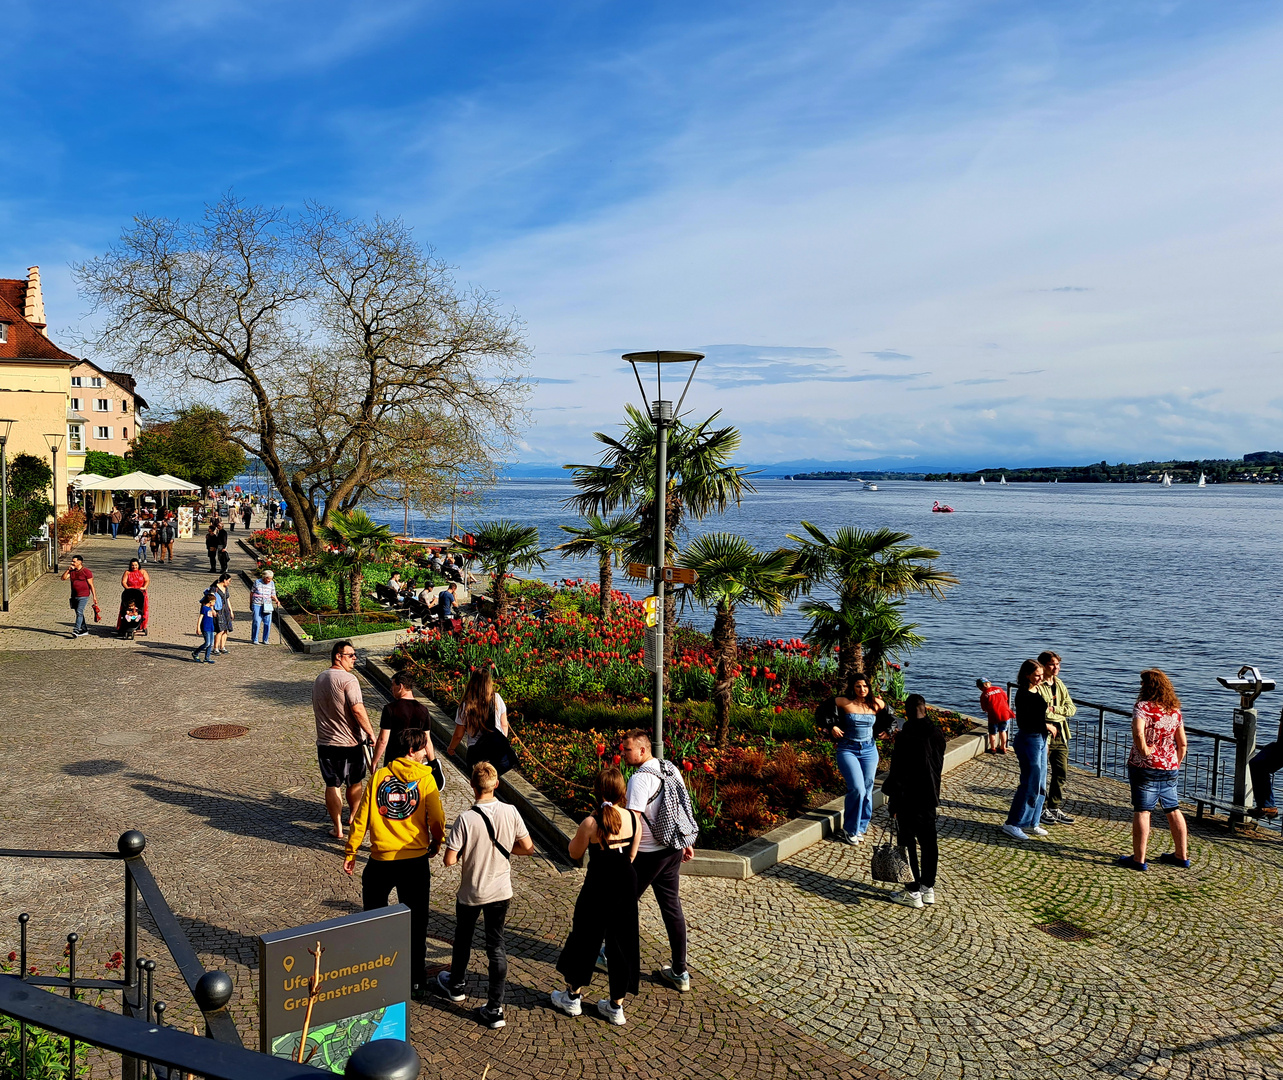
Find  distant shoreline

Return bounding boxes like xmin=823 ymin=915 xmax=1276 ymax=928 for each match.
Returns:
xmin=780 ymin=457 xmax=1282 ymax=484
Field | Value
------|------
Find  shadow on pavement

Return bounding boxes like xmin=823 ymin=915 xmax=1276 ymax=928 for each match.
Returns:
xmin=62 ymin=759 xmax=128 ymax=776
xmin=764 ymin=860 xmax=888 ymax=906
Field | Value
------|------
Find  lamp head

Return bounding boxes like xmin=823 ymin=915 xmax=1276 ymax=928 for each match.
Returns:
xmin=621 ymin=350 xmax=704 ymax=424
xmin=43 ymin=432 xmax=64 ymax=452
xmin=0 ymin=418 xmax=14 ymax=444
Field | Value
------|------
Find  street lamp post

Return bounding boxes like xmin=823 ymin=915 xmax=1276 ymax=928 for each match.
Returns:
xmin=44 ymin=432 xmax=64 ymax=572
xmin=0 ymin=419 xmax=14 ymax=611
xmin=621 ymin=350 xmax=704 ymax=760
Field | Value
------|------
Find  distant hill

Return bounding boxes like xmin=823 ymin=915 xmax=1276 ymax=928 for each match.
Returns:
xmin=923 ymin=457 xmax=1280 ymax=484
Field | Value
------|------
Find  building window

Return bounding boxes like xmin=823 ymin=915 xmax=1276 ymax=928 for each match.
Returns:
xmin=94 ymin=398 xmax=110 ymax=411
xmin=71 ymin=376 xmax=83 ymax=387
xmin=121 ymin=399 xmax=129 ymax=413
xmin=0 ymin=322 xmax=8 ymax=343
xmin=68 ymin=425 xmax=83 ymax=452
xmin=70 ymin=397 xmax=83 ymax=411
xmin=90 ymin=377 xmax=104 ymax=388
xmin=95 ymin=426 xmax=112 ymax=440
xmin=122 ymin=426 xmax=129 ymax=440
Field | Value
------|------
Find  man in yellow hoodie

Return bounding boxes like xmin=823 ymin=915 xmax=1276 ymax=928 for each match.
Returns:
xmin=344 ymin=728 xmax=445 ymax=999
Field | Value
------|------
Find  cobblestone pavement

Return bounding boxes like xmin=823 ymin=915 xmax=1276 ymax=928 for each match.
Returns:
xmin=1 ymin=532 xmax=882 ymax=1079
xmin=677 ymin=754 xmax=1283 ymax=1080
xmin=3 ymin=533 xmax=1281 ymax=1078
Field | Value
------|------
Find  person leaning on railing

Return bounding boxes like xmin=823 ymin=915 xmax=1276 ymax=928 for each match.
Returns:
xmin=1119 ymin=668 xmax=1189 ymax=871
xmin=1249 ymin=709 xmax=1283 ymax=819
xmin=1037 ymin=650 xmax=1078 ymax=827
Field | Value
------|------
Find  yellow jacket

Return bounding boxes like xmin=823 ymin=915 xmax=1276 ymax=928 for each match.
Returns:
xmin=346 ymin=757 xmax=445 ymax=862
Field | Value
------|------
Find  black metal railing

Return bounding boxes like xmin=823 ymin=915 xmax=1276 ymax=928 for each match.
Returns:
xmin=1005 ymin=685 xmax=1243 ymax=810
xmin=0 ymin=831 xmax=417 ymax=1080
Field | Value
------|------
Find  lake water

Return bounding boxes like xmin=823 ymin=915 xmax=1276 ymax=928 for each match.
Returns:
xmin=272 ymin=475 xmax=1283 ymax=733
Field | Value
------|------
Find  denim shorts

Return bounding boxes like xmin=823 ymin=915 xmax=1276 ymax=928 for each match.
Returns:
xmin=1128 ymin=766 xmax=1180 ymax=812
xmin=988 ymin=719 xmax=1009 ymax=736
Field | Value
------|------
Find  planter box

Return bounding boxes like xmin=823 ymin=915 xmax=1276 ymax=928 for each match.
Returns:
xmin=362 ymin=658 xmax=585 ymax=866
xmin=236 ymin=570 xmax=414 ymax=654
xmin=362 ymin=650 xmax=991 ymax=877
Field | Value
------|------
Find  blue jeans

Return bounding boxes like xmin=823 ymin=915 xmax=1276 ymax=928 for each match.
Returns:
xmin=1007 ymin=731 xmax=1048 ymax=829
xmin=136 ymin=543 xmax=147 ymax=564
xmin=1250 ymin=742 xmax=1283 ymax=810
xmin=251 ymin=603 xmax=272 ymax=643
xmin=72 ymin=596 xmax=91 ymax=633
xmin=110 ymin=522 xmax=119 ymax=539
xmin=199 ymin=629 xmax=216 ymax=661
xmin=835 ymin=740 xmax=879 ymax=836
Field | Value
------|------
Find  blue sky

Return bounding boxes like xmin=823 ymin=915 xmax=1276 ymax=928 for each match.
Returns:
xmin=3 ymin=1 xmax=1282 ymax=468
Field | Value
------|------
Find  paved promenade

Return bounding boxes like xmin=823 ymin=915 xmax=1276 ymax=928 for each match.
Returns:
xmin=2 ymin=530 xmax=1281 ymax=1079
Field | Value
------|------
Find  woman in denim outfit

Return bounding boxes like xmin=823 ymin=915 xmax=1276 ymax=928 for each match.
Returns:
xmin=250 ymin=569 xmax=278 ymax=645
xmin=1002 ymin=659 xmax=1058 ymax=841
xmin=1119 ymin=669 xmax=1189 ymax=870
xmin=823 ymin=673 xmax=895 ymax=845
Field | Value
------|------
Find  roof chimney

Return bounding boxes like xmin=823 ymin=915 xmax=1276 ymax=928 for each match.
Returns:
xmin=25 ymin=265 xmax=47 ymax=335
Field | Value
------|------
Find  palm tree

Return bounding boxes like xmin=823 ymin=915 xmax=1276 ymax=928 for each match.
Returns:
xmin=786 ymin=522 xmax=957 ymax=682
xmin=316 ymin=508 xmax=395 ymax=614
xmin=801 ymin=596 xmax=924 ymax=694
xmin=554 ymin=513 xmax=639 ymax=621
xmin=565 ymin=405 xmax=756 ymax=665
xmin=463 ymin=520 xmax=548 ymax=620
xmin=679 ymin=533 xmax=797 ymax=746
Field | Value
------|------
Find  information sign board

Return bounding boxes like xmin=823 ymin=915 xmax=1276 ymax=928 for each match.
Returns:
xmin=259 ymin=906 xmax=410 ymax=1073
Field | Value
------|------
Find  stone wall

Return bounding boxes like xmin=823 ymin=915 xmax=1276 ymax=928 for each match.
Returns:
xmin=5 ymin=544 xmax=50 ymax=601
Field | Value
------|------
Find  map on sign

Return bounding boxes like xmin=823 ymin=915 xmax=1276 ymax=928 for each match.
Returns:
xmin=270 ymin=1003 xmax=406 ymax=1073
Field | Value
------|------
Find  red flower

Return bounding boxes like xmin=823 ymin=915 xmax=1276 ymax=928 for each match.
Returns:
xmin=613 ymin=754 xmax=622 ymax=765
xmin=682 ymin=760 xmax=693 ymax=771
xmin=774 ymin=706 xmax=784 ymax=714
xmin=6 ymin=951 xmax=15 ymax=962
xmin=595 ymin=743 xmax=606 ymax=757
xmin=703 ymin=762 xmax=715 ymax=774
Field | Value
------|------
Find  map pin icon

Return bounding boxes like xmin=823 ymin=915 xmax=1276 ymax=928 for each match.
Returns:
xmin=283 ymin=956 xmax=295 ymax=973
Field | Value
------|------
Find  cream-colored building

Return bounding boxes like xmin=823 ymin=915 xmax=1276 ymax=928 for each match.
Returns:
xmin=0 ymin=267 xmax=79 ymax=492
xmin=0 ymin=267 xmax=146 ymax=496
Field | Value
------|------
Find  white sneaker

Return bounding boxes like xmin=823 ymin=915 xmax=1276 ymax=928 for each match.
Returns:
xmin=920 ymin=887 xmax=935 ymax=905
xmin=897 ymin=889 xmax=924 ymax=909
xmin=1002 ymin=823 xmax=1029 ymax=840
xmin=550 ymin=989 xmax=581 ymax=1016
xmin=596 ymin=998 xmax=626 ymax=1025
xmin=1030 ymin=826 xmax=1050 ymax=836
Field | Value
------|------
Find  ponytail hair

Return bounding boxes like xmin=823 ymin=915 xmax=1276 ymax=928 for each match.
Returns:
xmin=592 ymin=767 xmax=627 ymax=840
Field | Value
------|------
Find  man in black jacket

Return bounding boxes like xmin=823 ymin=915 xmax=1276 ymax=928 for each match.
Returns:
xmin=882 ymin=694 xmax=946 ymax=909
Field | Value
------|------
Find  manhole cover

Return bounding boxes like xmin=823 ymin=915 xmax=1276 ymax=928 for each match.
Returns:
xmin=1037 ymin=919 xmax=1095 ymax=942
xmin=189 ymin=724 xmax=250 ymax=740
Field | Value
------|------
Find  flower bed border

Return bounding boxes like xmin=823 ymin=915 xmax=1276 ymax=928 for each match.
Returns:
xmin=363 ymin=656 xmax=989 ymax=879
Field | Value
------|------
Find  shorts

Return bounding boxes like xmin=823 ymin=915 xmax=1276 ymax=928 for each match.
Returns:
xmin=317 ymin=744 xmax=367 ymax=788
xmin=1128 ymin=766 xmax=1180 ymax=812
xmin=988 ymin=719 xmax=1009 ymax=736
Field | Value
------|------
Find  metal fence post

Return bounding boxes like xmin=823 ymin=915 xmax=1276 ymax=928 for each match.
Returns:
xmin=120 ymin=831 xmax=144 ymax=1080
xmin=1095 ymin=707 xmax=1105 ymax=777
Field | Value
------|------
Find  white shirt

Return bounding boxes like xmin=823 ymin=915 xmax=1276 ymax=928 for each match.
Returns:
xmin=625 ymin=758 xmax=665 ymax=853
xmin=453 ymin=692 xmax=508 ymax=748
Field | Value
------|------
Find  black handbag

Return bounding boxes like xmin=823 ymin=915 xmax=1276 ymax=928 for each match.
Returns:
xmin=870 ymin=821 xmax=914 ymax=884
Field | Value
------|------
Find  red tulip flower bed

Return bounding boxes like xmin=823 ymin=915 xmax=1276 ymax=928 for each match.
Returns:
xmin=390 ymin=580 xmax=974 ymax=848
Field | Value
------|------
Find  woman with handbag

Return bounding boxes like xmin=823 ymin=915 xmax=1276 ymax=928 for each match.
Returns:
xmin=447 ymin=667 xmax=515 ymax=773
xmin=1002 ymin=659 xmax=1058 ymax=841
xmin=818 ymin=672 xmax=896 ymax=844
xmin=250 ymin=569 xmax=278 ymax=645
xmin=881 ymin=694 xmax=946 ymax=908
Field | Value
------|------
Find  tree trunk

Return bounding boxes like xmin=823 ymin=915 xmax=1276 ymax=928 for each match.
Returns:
xmin=493 ymin=572 xmax=507 ymax=620
xmin=838 ymin=635 xmax=864 ymax=686
xmin=713 ymin=603 xmax=737 ymax=748
xmin=349 ymin=569 xmax=362 ymax=615
xmin=599 ymin=554 xmax=612 ymax=621
xmin=335 ymin=572 xmax=350 ymax=614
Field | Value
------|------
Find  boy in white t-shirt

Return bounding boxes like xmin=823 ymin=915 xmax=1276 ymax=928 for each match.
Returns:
xmin=437 ymin=762 xmax=535 ymax=1028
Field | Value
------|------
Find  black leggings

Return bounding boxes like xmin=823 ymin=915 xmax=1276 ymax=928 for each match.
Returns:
xmin=362 ymin=854 xmax=431 ymax=986
xmin=897 ymin=810 xmax=939 ymax=891
xmin=633 ymin=848 xmax=687 ymax=974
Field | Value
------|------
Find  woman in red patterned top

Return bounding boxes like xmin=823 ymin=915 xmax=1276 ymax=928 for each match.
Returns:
xmin=1119 ymin=669 xmax=1189 ymax=871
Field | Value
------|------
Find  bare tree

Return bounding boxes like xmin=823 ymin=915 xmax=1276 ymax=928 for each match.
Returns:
xmin=75 ymin=196 xmax=530 ymax=554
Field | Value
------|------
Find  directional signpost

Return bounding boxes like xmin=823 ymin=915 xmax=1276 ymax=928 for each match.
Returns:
xmin=627 ymin=562 xmax=699 ymax=586
xmin=629 ymin=564 xmax=699 ymax=678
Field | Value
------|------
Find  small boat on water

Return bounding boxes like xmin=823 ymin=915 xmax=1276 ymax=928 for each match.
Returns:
xmin=999 ymin=475 xmax=1007 ymax=485
xmin=1198 ymin=473 xmax=1206 ymax=488
xmin=863 ymin=481 xmax=878 ymax=491
xmin=931 ymin=500 xmax=955 ymax=513
xmin=979 ymin=476 xmax=986 ymax=485
xmin=1161 ymin=473 xmax=1172 ymax=487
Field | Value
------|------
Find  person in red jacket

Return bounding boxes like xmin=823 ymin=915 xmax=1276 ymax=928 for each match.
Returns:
xmin=978 ymin=678 xmax=1014 ymax=755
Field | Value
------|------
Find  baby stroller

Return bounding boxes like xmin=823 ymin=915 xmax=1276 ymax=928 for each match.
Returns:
xmin=118 ymin=588 xmax=146 ymax=639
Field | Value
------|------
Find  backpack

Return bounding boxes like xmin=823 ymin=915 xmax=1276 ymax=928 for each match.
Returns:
xmin=641 ymin=759 xmax=700 ymax=849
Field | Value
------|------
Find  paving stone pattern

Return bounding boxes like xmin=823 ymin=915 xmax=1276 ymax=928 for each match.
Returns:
xmin=3 ymin=530 xmax=1281 ymax=1078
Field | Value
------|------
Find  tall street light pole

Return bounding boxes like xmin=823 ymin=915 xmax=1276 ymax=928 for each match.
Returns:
xmin=0 ymin=419 xmax=14 ymax=611
xmin=44 ymin=432 xmax=64 ymax=573
xmin=622 ymin=351 xmax=703 ymax=760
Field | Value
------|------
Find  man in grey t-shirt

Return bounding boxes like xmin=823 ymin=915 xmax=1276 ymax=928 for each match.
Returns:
xmin=438 ymin=762 xmax=534 ymax=1028
xmin=311 ymin=640 xmax=375 ymax=840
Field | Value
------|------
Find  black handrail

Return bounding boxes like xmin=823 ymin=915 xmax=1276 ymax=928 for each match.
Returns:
xmin=0 ymin=975 xmax=326 ymax=1080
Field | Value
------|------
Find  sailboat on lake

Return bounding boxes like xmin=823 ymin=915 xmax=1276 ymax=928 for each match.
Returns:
xmin=979 ymin=476 xmax=986 ymax=485
xmin=1198 ymin=473 xmax=1206 ymax=487
xmin=999 ymin=475 xmax=1007 ymax=486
